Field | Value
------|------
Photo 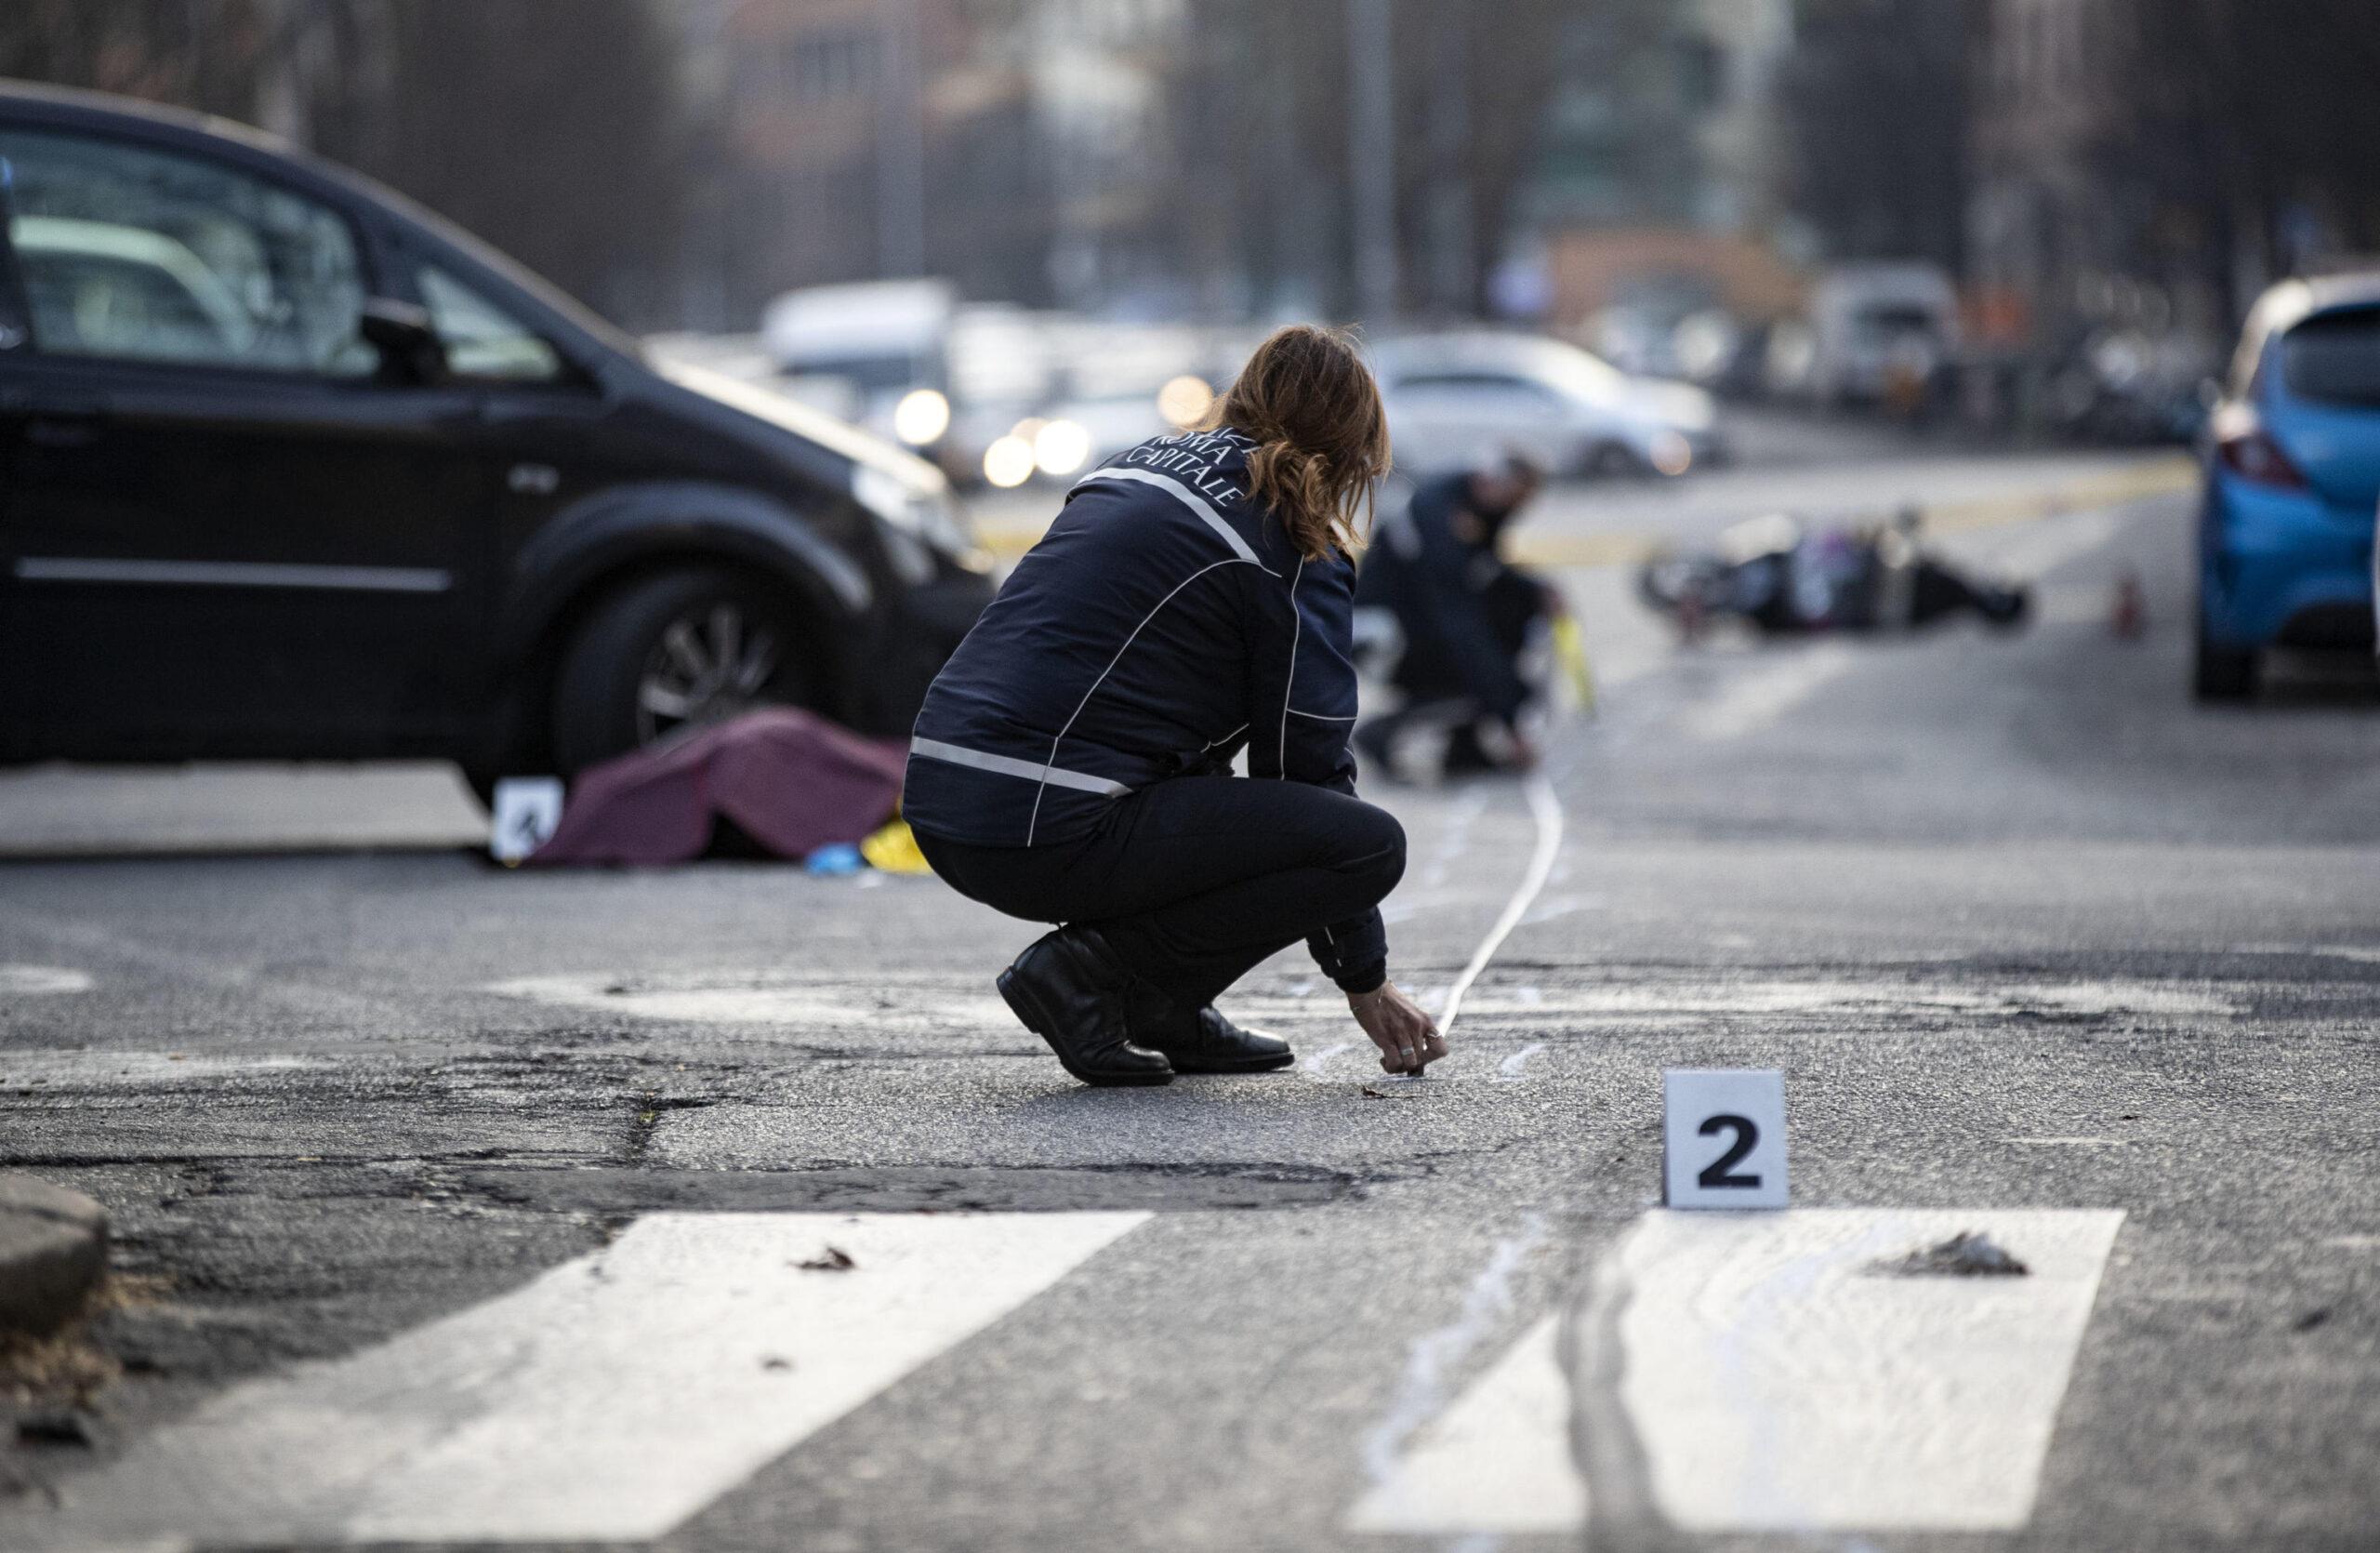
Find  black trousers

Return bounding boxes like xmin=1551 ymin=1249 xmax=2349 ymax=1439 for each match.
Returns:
xmin=915 ymin=776 xmax=1405 ymax=1009
xmin=1367 ymin=567 xmax=1553 ymax=761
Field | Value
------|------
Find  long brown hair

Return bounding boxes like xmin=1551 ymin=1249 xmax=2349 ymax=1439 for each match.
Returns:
xmin=1204 ymin=324 xmax=1392 ymax=561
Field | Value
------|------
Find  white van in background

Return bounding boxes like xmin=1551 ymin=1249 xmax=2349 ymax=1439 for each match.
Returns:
xmin=1800 ymin=263 xmax=1960 ymax=407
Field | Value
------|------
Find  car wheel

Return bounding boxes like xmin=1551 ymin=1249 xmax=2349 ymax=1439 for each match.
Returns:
xmin=551 ymin=566 xmax=818 ymax=775
xmin=1584 ymin=441 xmax=1641 ymax=479
xmin=2191 ymin=619 xmax=2259 ymax=702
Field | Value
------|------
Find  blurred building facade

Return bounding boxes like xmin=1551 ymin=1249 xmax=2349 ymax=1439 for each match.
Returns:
xmin=684 ymin=0 xmax=1188 ymax=325
xmin=1966 ymin=0 xmax=2229 ymax=359
xmin=1522 ymin=0 xmax=1804 ymax=332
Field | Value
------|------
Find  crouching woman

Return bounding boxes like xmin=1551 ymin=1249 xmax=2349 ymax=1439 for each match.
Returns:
xmin=902 ymin=325 xmax=1445 ymax=1086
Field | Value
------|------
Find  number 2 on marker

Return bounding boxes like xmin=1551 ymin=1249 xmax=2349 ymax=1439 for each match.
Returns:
xmin=1697 ymin=1113 xmax=1762 ymax=1188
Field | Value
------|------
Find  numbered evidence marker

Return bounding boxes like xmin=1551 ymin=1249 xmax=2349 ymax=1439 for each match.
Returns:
xmin=489 ymin=776 xmax=565 ymax=865
xmin=1663 ymin=1069 xmax=1789 ymax=1210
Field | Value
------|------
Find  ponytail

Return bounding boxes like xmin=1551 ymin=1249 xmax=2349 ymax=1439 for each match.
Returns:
xmin=1206 ymin=325 xmax=1392 ymax=561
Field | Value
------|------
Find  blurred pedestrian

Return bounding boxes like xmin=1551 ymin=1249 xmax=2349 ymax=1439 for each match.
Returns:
xmin=1354 ymin=451 xmax=1557 ymax=779
xmin=903 ymin=325 xmax=1446 ymax=1088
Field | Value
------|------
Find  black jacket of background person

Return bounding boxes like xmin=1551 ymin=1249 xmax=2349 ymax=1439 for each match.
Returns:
xmin=904 ymin=426 xmax=1387 ymax=992
xmin=1355 ymin=471 xmax=1533 ymax=723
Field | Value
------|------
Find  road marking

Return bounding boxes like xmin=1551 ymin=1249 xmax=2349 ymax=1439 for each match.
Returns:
xmin=1685 ymin=641 xmax=1858 ymax=742
xmin=1353 ymin=1208 xmax=2122 ymax=1539
xmin=1495 ymin=1042 xmax=1547 ymax=1082
xmin=1346 ymin=1314 xmax=1588 ymax=1535
xmin=496 ymin=974 xmax=2230 ymax=1029
xmin=1613 ymin=1207 xmax=2124 ymax=1533
xmin=1952 ymin=507 xmax=2120 ymax=577
xmin=0 ymin=964 xmax=93 ymax=994
xmin=2235 ymin=943 xmax=2380 ymax=966
xmin=2003 ymin=1135 xmax=2133 ymax=1148
xmin=1298 ymin=1038 xmax=1359 ymax=1081
xmin=49 ymin=1212 xmax=1147 ymax=1547
xmin=1352 ymin=1218 xmax=1550 ymax=1531
xmin=1436 ymin=772 xmax=1565 ymax=1036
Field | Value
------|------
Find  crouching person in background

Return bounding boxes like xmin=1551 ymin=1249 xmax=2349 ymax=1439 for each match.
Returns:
xmin=1355 ymin=451 xmax=1558 ymax=780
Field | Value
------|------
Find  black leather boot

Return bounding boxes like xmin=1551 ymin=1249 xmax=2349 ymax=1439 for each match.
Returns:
xmin=1129 ymin=985 xmax=1295 ymax=1074
xmin=997 ymin=927 xmax=1174 ymax=1087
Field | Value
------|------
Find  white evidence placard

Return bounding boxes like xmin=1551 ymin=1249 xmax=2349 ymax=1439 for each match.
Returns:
xmin=489 ymin=776 xmax=565 ymax=864
xmin=1663 ymin=1068 xmax=1790 ymax=1209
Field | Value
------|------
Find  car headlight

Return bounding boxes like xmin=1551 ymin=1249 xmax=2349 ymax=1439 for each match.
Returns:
xmin=852 ymin=463 xmax=986 ymax=577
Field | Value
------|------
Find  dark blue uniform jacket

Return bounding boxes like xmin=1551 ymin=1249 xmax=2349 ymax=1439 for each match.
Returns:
xmin=905 ymin=426 xmax=1387 ymax=991
xmin=1354 ymin=471 xmax=1532 ymax=722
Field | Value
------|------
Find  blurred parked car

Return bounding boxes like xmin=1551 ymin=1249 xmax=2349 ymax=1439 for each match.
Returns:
xmin=0 ymin=83 xmax=994 ymax=795
xmin=2195 ymin=274 xmax=2380 ymax=697
xmin=1373 ymin=332 xmax=1724 ymax=479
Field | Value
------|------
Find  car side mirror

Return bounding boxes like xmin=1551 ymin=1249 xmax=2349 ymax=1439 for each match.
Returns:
xmin=360 ymin=298 xmax=448 ymax=384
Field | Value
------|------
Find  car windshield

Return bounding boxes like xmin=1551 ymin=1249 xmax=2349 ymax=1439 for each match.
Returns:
xmin=2281 ymin=307 xmax=2380 ymax=407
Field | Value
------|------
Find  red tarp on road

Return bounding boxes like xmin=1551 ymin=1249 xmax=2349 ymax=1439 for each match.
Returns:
xmin=527 ymin=708 xmax=906 ymax=867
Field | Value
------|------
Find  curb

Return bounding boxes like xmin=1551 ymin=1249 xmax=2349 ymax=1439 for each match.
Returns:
xmin=0 ymin=1173 xmax=108 ymax=1338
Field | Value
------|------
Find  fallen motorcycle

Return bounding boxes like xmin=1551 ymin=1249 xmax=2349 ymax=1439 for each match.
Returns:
xmin=1637 ymin=511 xmax=2030 ymax=635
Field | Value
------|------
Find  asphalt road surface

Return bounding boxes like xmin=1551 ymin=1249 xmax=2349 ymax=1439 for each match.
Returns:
xmin=5 ymin=429 xmax=2379 ymax=1553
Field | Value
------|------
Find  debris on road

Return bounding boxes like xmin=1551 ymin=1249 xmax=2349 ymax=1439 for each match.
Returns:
xmin=796 ymin=1247 xmax=858 ymax=1272
xmin=803 ymin=843 xmax=865 ymax=877
xmin=1871 ymin=1230 xmax=2030 ymax=1278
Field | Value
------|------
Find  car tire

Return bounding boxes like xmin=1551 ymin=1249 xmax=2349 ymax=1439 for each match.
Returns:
xmin=1583 ymin=442 xmax=1641 ymax=479
xmin=2191 ymin=621 xmax=2259 ymax=702
xmin=551 ymin=566 xmax=818 ymax=776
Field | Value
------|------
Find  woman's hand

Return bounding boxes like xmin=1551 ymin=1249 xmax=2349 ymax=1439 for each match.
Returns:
xmin=1348 ymin=981 xmax=1448 ymax=1075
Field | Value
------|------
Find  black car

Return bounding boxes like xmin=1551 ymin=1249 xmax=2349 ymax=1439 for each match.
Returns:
xmin=0 ymin=82 xmax=995 ymax=798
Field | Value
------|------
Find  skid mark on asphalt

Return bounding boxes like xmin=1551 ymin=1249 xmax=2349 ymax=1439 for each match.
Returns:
xmin=1353 ymin=1208 xmax=2124 ymax=1538
xmin=42 ymin=1212 xmax=1147 ymax=1548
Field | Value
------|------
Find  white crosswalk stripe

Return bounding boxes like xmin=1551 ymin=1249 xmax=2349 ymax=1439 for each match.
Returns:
xmin=1347 ymin=1208 xmax=2124 ymax=1538
xmin=1344 ymin=1314 xmax=1588 ymax=1535
xmin=46 ymin=1212 xmax=1147 ymax=1549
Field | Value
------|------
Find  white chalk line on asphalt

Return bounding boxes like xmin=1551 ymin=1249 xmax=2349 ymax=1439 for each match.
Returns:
xmin=43 ymin=1212 xmax=1149 ymax=1548
xmin=1435 ymin=772 xmax=1566 ymax=1039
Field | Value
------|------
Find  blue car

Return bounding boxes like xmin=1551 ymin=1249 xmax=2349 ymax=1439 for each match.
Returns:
xmin=2197 ymin=276 xmax=2380 ymax=697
